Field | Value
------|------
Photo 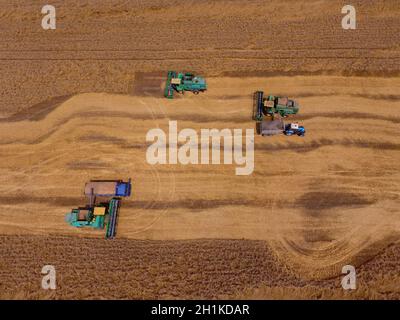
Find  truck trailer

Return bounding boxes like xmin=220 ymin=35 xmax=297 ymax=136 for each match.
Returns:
xmin=84 ymin=179 xmax=131 ymax=197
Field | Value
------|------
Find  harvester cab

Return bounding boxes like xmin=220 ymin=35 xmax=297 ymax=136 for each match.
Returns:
xmin=164 ymin=71 xmax=207 ymax=99
xmin=284 ymin=123 xmax=306 ymax=136
xmin=65 ymin=179 xmax=131 ymax=239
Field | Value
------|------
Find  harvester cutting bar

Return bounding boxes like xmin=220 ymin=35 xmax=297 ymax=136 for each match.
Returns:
xmin=253 ymin=91 xmax=264 ymax=121
xmin=164 ymin=71 xmax=176 ymax=99
xmin=106 ymin=198 xmax=120 ymax=239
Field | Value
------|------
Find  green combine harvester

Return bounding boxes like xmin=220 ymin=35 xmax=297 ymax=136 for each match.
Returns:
xmin=253 ymin=91 xmax=299 ymax=121
xmin=65 ymin=198 xmax=120 ymax=234
xmin=164 ymin=71 xmax=207 ymax=99
xmin=65 ymin=179 xmax=131 ymax=239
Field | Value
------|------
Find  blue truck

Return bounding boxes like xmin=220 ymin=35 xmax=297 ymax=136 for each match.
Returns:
xmin=259 ymin=120 xmax=305 ymax=137
xmin=284 ymin=123 xmax=306 ymax=137
xmin=84 ymin=179 xmax=132 ymax=197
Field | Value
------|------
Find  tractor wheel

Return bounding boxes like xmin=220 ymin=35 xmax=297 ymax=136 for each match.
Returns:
xmin=193 ymin=91 xmax=199 ymax=95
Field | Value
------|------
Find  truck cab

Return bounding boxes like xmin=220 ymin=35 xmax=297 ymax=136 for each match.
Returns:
xmin=284 ymin=123 xmax=305 ymax=136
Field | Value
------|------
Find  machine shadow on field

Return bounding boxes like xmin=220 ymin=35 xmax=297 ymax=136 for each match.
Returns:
xmin=296 ymin=191 xmax=374 ymax=217
xmin=0 ymin=95 xmax=73 ymax=122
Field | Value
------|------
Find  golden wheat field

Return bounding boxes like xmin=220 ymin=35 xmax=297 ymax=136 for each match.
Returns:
xmin=0 ymin=0 xmax=399 ymax=299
